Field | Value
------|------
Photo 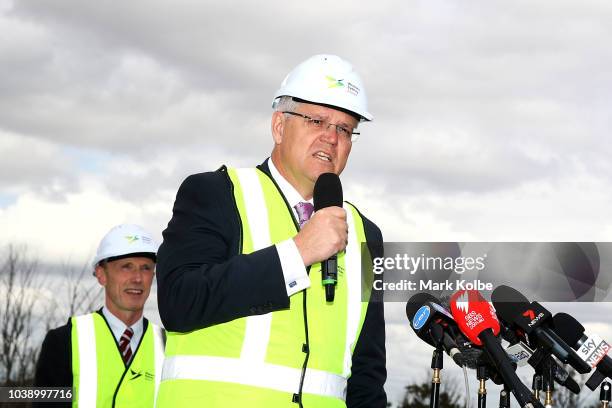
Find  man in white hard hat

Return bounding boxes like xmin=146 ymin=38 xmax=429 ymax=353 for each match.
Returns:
xmin=35 ymin=224 xmax=165 ymax=408
xmin=156 ymin=55 xmax=386 ymax=407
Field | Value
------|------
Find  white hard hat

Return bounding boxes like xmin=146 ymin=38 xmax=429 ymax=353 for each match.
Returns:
xmin=272 ymin=54 xmax=373 ymax=121
xmin=92 ymin=224 xmax=158 ymax=271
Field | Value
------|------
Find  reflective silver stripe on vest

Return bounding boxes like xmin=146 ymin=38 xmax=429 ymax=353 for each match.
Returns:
xmin=74 ymin=314 xmax=97 ymax=408
xmin=342 ymin=205 xmax=363 ymax=377
xmin=162 ymin=355 xmax=347 ymax=400
xmin=234 ymin=168 xmax=273 ymax=364
xmin=233 ymin=168 xmax=364 ymax=387
xmin=152 ymin=324 xmax=165 ymax=407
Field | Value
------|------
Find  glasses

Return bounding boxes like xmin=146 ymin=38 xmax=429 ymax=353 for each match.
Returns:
xmin=282 ymin=111 xmax=360 ymax=142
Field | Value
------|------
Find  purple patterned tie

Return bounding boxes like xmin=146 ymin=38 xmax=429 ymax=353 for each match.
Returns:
xmin=294 ymin=202 xmax=314 ymax=228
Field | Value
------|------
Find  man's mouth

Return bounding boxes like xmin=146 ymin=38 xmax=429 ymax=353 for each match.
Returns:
xmin=125 ymin=289 xmax=144 ymax=295
xmin=313 ymin=151 xmax=332 ymax=163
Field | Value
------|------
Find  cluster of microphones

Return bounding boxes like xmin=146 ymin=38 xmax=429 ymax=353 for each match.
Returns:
xmin=406 ymin=286 xmax=612 ymax=408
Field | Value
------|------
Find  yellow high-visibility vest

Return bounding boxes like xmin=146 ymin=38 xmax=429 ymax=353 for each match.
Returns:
xmin=157 ymin=167 xmax=374 ymax=407
xmin=71 ymin=313 xmax=165 ymax=407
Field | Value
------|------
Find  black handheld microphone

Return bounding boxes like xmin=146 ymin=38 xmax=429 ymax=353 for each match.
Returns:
xmin=491 ymin=285 xmax=591 ymax=374
xmin=313 ymin=173 xmax=343 ymax=303
xmin=553 ymin=312 xmax=612 ymax=390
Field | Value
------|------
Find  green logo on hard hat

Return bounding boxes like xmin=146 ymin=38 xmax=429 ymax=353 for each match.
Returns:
xmin=325 ymin=75 xmax=345 ymax=89
xmin=125 ymin=235 xmax=140 ymax=244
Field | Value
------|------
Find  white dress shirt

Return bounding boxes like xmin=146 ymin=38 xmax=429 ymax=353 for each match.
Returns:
xmin=268 ymin=158 xmax=312 ymax=296
xmin=102 ymin=306 xmax=144 ymax=355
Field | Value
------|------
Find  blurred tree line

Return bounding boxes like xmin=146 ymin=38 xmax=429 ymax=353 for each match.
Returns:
xmin=0 ymin=245 xmax=101 ymax=407
xmin=391 ymin=370 xmax=602 ymax=408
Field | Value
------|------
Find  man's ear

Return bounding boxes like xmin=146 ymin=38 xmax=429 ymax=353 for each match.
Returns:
xmin=94 ymin=265 xmax=107 ymax=286
xmin=271 ymin=111 xmax=285 ymax=145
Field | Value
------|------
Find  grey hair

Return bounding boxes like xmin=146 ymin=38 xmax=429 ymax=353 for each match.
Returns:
xmin=273 ymin=96 xmax=300 ymax=113
xmin=272 ymin=96 xmax=360 ymax=131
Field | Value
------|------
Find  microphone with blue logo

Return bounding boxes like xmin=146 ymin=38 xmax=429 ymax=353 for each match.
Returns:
xmin=406 ymin=292 xmax=466 ymax=366
xmin=407 ymin=293 xmax=467 ymax=408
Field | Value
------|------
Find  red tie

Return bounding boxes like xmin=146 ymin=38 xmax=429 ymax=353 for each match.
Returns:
xmin=119 ymin=327 xmax=134 ymax=364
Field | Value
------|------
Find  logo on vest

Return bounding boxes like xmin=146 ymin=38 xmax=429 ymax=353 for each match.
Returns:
xmin=129 ymin=369 xmax=154 ymax=381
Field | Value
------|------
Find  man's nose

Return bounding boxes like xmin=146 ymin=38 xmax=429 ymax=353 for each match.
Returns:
xmin=320 ymin=124 xmax=338 ymax=145
xmin=131 ymin=268 xmax=144 ymax=282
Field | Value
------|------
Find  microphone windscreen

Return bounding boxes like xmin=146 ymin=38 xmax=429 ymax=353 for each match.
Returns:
xmin=450 ymin=290 xmax=501 ymax=346
xmin=313 ymin=173 xmax=343 ymax=211
xmin=553 ymin=313 xmax=585 ymax=347
xmin=406 ymin=292 xmax=438 ymax=320
xmin=491 ymin=285 xmax=530 ymax=323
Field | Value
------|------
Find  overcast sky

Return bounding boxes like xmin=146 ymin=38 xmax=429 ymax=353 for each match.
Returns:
xmin=1 ymin=0 xmax=611 ymax=404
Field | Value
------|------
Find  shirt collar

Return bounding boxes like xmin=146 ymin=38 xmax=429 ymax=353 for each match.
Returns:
xmin=101 ymin=306 xmax=144 ymax=342
xmin=267 ymin=158 xmax=312 ymax=210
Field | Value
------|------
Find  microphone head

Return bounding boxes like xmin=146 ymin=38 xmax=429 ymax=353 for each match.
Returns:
xmin=491 ymin=284 xmax=530 ymax=303
xmin=406 ymin=292 xmax=439 ymax=320
xmin=313 ymin=173 xmax=343 ymax=211
xmin=553 ymin=312 xmax=586 ymax=348
xmin=450 ymin=290 xmax=500 ymax=346
xmin=491 ymin=285 xmax=530 ymax=325
xmin=406 ymin=292 xmax=454 ymax=338
xmin=406 ymin=292 xmax=461 ymax=355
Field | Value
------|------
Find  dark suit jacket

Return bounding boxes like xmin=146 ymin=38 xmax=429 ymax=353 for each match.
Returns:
xmin=33 ymin=311 xmax=152 ymax=408
xmin=157 ymin=160 xmax=386 ymax=407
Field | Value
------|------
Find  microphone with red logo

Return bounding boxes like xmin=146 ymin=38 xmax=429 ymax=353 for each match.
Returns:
xmin=313 ymin=173 xmax=343 ymax=303
xmin=491 ymin=285 xmax=591 ymax=374
xmin=450 ymin=289 xmax=543 ymax=408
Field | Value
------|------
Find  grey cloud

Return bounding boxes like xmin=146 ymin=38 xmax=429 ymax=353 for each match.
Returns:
xmin=1 ymin=0 xmax=612 ymax=231
xmin=0 ymin=132 xmax=79 ymax=200
xmin=3 ymin=0 xmax=611 ymax=195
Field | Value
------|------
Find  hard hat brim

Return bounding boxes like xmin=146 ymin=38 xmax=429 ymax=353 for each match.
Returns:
xmin=274 ymin=95 xmax=373 ymax=122
xmin=92 ymin=252 xmax=157 ymax=276
xmin=101 ymin=252 xmax=157 ymax=265
xmin=291 ymin=97 xmax=364 ymax=122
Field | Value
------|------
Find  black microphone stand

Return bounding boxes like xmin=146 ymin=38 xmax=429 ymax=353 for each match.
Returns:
xmin=531 ymin=374 xmax=542 ymax=403
xmin=529 ymin=345 xmax=554 ymax=408
xmin=477 ymin=364 xmax=488 ymax=408
xmin=430 ymin=348 xmax=443 ymax=408
xmin=541 ymin=359 xmax=554 ymax=408
xmin=428 ymin=326 xmax=444 ymax=408
xmin=601 ymin=381 xmax=611 ymax=408
xmin=499 ymin=384 xmax=511 ymax=408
